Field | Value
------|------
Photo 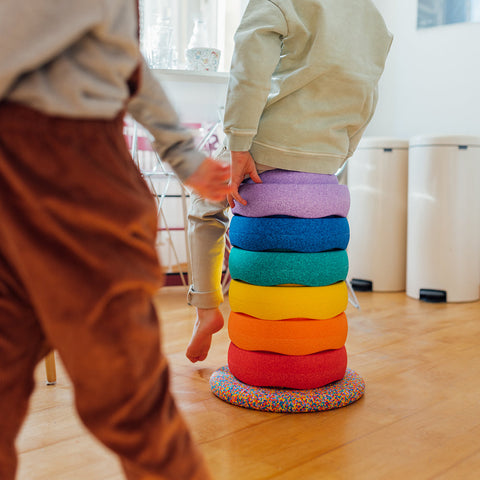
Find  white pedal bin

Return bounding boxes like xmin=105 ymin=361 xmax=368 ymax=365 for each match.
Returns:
xmin=406 ymin=135 xmax=480 ymax=302
xmin=347 ymin=137 xmax=409 ymax=292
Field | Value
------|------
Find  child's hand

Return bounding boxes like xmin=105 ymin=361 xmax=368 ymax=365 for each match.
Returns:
xmin=184 ymin=157 xmax=232 ymax=202
xmin=227 ymin=151 xmax=262 ymax=208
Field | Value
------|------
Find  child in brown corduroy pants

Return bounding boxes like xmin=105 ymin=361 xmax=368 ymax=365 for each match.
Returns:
xmin=0 ymin=2 xmax=230 ymax=479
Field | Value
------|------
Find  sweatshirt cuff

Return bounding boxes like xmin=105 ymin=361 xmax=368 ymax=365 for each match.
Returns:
xmin=152 ymin=140 xmax=205 ymax=183
xmin=227 ymin=134 xmax=255 ymax=152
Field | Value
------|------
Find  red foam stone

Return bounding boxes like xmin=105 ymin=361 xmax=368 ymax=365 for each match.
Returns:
xmin=228 ymin=342 xmax=347 ymax=390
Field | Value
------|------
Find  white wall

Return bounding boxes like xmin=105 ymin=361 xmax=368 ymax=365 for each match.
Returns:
xmin=367 ymin=0 xmax=480 ymax=140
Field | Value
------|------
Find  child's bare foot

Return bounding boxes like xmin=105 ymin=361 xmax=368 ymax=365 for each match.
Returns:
xmin=186 ymin=307 xmax=224 ymax=363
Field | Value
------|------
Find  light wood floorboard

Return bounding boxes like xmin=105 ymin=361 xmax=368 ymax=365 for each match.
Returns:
xmin=16 ymin=287 xmax=480 ymax=479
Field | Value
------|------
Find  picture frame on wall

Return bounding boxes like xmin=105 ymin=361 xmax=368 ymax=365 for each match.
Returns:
xmin=418 ymin=0 xmax=480 ymax=28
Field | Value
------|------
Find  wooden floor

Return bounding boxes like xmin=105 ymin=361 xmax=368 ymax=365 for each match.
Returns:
xmin=17 ymin=287 xmax=480 ymax=480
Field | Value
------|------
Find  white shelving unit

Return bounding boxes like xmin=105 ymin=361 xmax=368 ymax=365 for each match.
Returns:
xmin=152 ymin=68 xmax=229 ymax=124
xmin=131 ymin=69 xmax=230 ymax=286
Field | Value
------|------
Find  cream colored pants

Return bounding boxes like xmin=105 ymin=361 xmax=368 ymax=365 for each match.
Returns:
xmin=187 ymin=161 xmax=274 ymax=309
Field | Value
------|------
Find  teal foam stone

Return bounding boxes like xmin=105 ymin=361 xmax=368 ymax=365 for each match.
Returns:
xmin=228 ymin=248 xmax=349 ymax=286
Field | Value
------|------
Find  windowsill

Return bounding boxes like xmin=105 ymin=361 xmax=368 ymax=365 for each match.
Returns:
xmin=151 ymin=68 xmax=229 ymax=84
xmin=150 ymin=68 xmax=229 ymax=124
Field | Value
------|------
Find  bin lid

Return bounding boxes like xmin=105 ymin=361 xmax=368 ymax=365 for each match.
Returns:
xmin=410 ymin=134 xmax=480 ymax=148
xmin=358 ymin=137 xmax=409 ymax=150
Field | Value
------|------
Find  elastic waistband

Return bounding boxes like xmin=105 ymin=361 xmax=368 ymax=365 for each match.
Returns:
xmin=0 ymin=101 xmax=124 ymax=133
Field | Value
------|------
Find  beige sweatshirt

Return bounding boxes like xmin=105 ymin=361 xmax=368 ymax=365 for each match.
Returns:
xmin=224 ymin=0 xmax=393 ymax=174
xmin=0 ymin=0 xmax=204 ymax=181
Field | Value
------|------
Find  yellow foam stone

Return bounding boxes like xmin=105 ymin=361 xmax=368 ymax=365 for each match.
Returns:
xmin=229 ymin=280 xmax=348 ymax=320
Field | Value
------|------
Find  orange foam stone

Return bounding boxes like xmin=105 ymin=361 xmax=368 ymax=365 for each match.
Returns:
xmin=228 ymin=311 xmax=348 ymax=356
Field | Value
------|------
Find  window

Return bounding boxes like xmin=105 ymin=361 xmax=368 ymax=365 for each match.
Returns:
xmin=140 ymin=0 xmax=248 ymax=71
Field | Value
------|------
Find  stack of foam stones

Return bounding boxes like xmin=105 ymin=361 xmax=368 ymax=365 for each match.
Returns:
xmin=209 ymin=170 xmax=365 ymax=413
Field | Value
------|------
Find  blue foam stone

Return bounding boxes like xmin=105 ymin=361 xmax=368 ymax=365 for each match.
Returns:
xmin=229 ymin=216 xmax=350 ymax=253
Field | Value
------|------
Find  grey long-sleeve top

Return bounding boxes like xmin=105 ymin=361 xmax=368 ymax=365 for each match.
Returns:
xmin=0 ymin=0 xmax=204 ymax=181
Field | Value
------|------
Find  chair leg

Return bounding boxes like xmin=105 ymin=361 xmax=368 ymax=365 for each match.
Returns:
xmin=45 ymin=351 xmax=57 ymax=385
xmin=222 ymin=231 xmax=232 ymax=296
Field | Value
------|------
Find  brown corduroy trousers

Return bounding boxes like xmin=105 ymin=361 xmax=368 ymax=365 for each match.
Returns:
xmin=0 ymin=102 xmax=211 ymax=480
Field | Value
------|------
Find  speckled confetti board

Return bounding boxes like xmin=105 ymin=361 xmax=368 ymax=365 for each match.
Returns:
xmin=210 ymin=366 xmax=365 ymax=413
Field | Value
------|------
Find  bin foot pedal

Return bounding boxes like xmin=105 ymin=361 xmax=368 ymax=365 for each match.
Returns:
xmin=351 ymin=279 xmax=373 ymax=292
xmin=419 ymin=289 xmax=447 ymax=303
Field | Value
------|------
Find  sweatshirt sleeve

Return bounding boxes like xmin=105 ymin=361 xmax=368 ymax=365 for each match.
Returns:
xmin=223 ymin=0 xmax=288 ymax=152
xmin=127 ymin=58 xmax=205 ymax=182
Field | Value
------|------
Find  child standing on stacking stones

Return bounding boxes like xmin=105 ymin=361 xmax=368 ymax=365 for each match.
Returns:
xmin=186 ymin=0 xmax=392 ymax=363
